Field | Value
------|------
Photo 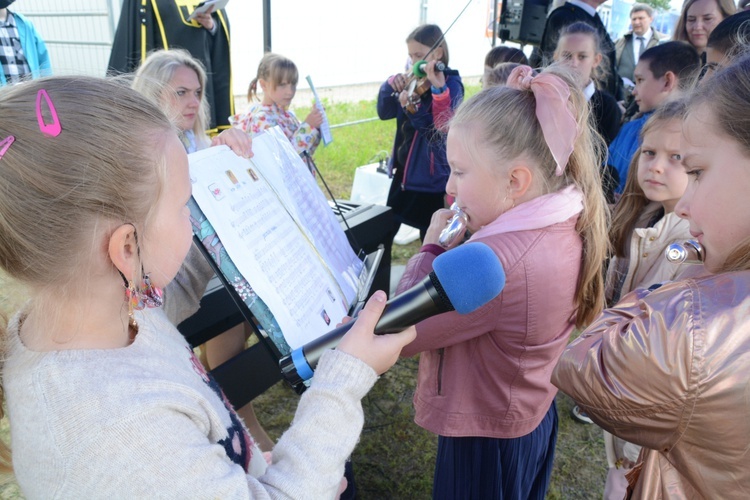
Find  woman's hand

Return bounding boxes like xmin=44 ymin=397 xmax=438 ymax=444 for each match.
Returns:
xmin=425 ymin=60 xmax=446 ymax=89
xmin=336 ymin=291 xmax=416 ymax=375
xmin=194 ymin=9 xmax=215 ymax=31
xmin=211 ymin=128 xmax=253 ymax=158
xmin=423 ymin=208 xmax=461 ymax=248
xmin=305 ymin=105 xmax=323 ymax=129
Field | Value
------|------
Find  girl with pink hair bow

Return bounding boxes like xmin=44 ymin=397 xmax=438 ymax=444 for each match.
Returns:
xmin=395 ymin=65 xmax=609 ymax=499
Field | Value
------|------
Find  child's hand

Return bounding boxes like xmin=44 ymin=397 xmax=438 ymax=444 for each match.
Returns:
xmin=211 ymin=128 xmax=253 ymax=158
xmin=425 ymin=60 xmax=446 ymax=90
xmin=334 ymin=477 xmax=348 ymax=500
xmin=305 ymin=106 xmax=324 ymax=129
xmin=390 ymin=73 xmax=408 ymax=93
xmin=336 ymin=291 xmax=416 ymax=375
xmin=399 ymin=90 xmax=410 ymax=108
xmin=423 ymin=208 xmax=462 ymax=248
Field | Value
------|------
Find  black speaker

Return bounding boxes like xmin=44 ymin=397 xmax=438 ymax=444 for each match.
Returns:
xmin=498 ymin=0 xmax=552 ymax=46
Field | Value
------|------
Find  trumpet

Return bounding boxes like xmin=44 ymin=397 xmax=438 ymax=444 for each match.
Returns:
xmin=665 ymin=239 xmax=705 ymax=265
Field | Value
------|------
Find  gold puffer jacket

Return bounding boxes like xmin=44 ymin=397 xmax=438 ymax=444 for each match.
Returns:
xmin=552 ymin=271 xmax=750 ymax=499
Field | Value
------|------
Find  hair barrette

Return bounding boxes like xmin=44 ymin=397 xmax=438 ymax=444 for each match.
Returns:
xmin=0 ymin=135 xmax=14 ymax=160
xmin=36 ymin=89 xmax=62 ymax=137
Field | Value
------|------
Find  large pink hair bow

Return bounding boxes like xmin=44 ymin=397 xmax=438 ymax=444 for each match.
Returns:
xmin=506 ymin=65 xmax=578 ymax=176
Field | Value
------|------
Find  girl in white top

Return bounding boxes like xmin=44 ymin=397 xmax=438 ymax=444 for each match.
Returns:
xmin=0 ymin=75 xmax=414 ymax=498
xmin=602 ymin=99 xmax=696 ymax=499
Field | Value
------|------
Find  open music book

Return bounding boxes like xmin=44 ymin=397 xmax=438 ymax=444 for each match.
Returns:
xmin=187 ymin=127 xmax=366 ymax=353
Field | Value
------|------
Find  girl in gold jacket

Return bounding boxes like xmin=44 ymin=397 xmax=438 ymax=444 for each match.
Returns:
xmin=553 ymin=54 xmax=750 ymax=499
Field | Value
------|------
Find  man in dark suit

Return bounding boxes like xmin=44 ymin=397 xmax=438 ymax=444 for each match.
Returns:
xmin=615 ymin=4 xmax=666 ymax=85
xmin=531 ymin=0 xmax=621 ymax=98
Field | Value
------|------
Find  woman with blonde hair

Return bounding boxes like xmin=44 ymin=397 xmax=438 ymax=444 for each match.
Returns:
xmin=673 ymin=0 xmax=736 ymax=58
xmin=132 ymin=49 xmax=275 ymax=452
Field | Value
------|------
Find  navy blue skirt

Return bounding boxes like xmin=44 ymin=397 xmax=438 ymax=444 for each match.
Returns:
xmin=432 ymin=400 xmax=558 ymax=500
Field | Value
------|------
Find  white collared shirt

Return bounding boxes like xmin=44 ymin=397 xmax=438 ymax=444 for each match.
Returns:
xmin=633 ymin=28 xmax=653 ymax=63
xmin=583 ymin=80 xmax=596 ymax=101
xmin=568 ymin=0 xmax=598 ymax=17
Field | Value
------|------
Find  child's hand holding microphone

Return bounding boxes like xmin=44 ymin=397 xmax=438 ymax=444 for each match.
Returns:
xmin=336 ymin=291 xmax=416 ymax=375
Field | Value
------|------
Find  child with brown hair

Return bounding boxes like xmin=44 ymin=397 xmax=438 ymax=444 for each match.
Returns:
xmin=377 ymin=24 xmax=464 ymax=239
xmin=600 ymin=100 xmax=695 ymax=499
xmin=231 ymin=52 xmax=323 ymax=171
xmin=554 ymin=22 xmax=622 ymax=145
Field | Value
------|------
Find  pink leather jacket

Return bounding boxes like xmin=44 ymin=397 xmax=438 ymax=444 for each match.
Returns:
xmin=398 ymin=216 xmax=582 ymax=438
xmin=552 ymin=271 xmax=750 ymax=499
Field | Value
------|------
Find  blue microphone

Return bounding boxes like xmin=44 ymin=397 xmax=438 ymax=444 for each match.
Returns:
xmin=279 ymin=242 xmax=506 ymax=386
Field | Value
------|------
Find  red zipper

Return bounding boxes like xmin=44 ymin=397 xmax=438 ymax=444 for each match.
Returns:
xmin=401 ymin=130 xmax=419 ymax=190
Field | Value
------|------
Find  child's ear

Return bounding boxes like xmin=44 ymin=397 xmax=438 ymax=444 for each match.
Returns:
xmin=663 ymin=71 xmax=677 ymax=92
xmin=258 ymin=78 xmax=268 ymax=93
xmin=508 ymin=164 xmax=534 ymax=200
xmin=108 ymin=224 xmax=139 ymax=281
xmin=593 ymin=52 xmax=603 ymax=68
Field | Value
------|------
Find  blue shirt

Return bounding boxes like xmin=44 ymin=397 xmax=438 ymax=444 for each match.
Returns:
xmin=607 ymin=111 xmax=653 ymax=194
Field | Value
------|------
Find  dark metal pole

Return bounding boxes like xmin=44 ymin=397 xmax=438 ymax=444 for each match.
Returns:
xmin=492 ymin=0 xmax=498 ymax=47
xmin=263 ymin=0 xmax=271 ymax=52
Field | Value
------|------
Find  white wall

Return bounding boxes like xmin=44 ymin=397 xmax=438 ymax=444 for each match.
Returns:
xmin=18 ymin=0 xmax=514 ymax=93
xmin=222 ymin=0 xmax=499 ymax=94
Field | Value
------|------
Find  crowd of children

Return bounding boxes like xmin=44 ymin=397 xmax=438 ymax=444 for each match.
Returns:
xmin=3 ymin=4 xmax=750 ymax=498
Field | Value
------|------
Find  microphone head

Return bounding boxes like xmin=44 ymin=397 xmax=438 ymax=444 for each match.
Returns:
xmin=432 ymin=242 xmax=506 ymax=314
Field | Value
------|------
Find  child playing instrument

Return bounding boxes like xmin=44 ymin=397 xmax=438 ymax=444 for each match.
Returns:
xmin=396 ymin=65 xmax=608 ymax=499
xmin=554 ymin=22 xmax=622 ymax=145
xmin=600 ymin=100 xmax=694 ymax=499
xmin=132 ymin=48 xmax=274 ymax=452
xmin=377 ymin=24 xmax=464 ymax=239
xmin=231 ymin=53 xmax=322 ymax=172
xmin=552 ymin=55 xmax=750 ymax=498
xmin=0 ymin=75 xmax=415 ymax=497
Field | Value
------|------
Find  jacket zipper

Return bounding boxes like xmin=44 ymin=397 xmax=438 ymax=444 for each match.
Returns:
xmin=437 ymin=348 xmax=444 ymax=395
xmin=401 ymin=130 xmax=419 ymax=190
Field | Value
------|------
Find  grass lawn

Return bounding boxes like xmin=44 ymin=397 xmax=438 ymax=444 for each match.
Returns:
xmin=0 ymin=84 xmax=607 ymax=498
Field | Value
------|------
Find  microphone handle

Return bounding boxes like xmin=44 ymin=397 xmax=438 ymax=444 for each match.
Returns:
xmin=374 ymin=272 xmax=449 ymax=333
xmin=279 ymin=274 xmax=450 ymax=386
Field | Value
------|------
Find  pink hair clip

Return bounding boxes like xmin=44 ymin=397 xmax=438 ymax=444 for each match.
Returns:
xmin=0 ymin=135 xmax=14 ymax=160
xmin=36 ymin=89 xmax=62 ymax=137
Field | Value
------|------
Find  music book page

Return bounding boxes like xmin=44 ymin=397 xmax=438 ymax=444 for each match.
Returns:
xmin=188 ymin=128 xmax=362 ymax=349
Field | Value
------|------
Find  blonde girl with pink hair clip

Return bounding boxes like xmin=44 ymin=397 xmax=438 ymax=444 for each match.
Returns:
xmin=0 ymin=76 xmax=415 ymax=498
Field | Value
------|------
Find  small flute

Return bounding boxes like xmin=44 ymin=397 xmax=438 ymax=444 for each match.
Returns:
xmin=664 ymin=239 xmax=705 ymax=264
